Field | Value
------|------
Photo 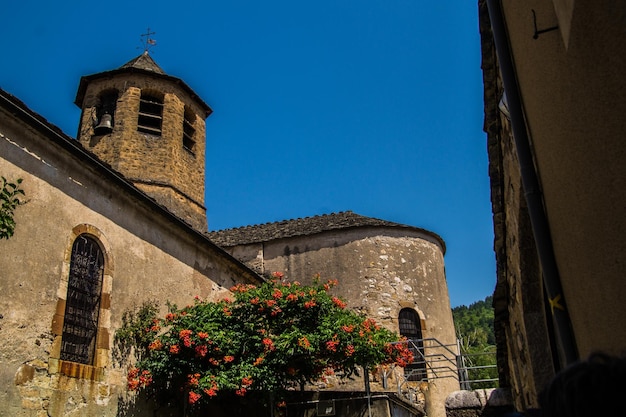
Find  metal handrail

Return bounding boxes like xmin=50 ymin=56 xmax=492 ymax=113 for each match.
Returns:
xmin=389 ymin=338 xmax=498 ymax=401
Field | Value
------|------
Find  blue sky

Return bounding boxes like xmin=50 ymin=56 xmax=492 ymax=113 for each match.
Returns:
xmin=1 ymin=0 xmax=494 ymax=307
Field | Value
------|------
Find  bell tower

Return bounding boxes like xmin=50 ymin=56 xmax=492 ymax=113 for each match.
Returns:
xmin=74 ymin=52 xmax=212 ymax=232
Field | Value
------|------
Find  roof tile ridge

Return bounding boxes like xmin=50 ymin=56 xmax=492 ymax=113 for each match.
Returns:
xmin=208 ymin=210 xmax=355 ymax=233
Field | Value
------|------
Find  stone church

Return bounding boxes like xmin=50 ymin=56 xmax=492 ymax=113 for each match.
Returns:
xmin=0 ymin=52 xmax=457 ymax=417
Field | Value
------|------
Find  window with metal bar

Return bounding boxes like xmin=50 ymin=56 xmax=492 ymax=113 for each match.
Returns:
xmin=399 ymin=308 xmax=427 ymax=381
xmin=137 ymin=92 xmax=163 ymax=135
xmin=60 ymin=235 xmax=104 ymax=365
xmin=182 ymin=106 xmax=196 ymax=154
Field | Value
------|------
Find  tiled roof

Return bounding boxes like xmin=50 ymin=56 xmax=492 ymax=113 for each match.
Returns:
xmin=207 ymin=211 xmax=444 ymax=250
xmin=119 ymin=51 xmax=166 ymax=74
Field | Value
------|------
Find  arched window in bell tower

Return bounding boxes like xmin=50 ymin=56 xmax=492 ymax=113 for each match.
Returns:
xmin=138 ymin=91 xmax=163 ymax=135
xmin=399 ymin=308 xmax=427 ymax=381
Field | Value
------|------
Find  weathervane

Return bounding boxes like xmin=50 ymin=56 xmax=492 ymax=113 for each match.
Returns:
xmin=140 ymin=28 xmax=157 ymax=53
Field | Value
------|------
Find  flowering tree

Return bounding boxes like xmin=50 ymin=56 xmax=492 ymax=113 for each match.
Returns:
xmin=126 ymin=273 xmax=413 ymax=409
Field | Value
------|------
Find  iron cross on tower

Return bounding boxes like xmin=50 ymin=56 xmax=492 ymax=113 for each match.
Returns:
xmin=140 ymin=28 xmax=157 ymax=53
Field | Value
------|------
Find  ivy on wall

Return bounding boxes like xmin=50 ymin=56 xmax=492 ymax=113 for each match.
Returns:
xmin=0 ymin=177 xmax=25 ymax=239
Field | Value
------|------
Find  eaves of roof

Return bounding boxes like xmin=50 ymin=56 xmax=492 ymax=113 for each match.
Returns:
xmin=208 ymin=211 xmax=446 ymax=254
xmin=73 ymin=56 xmax=212 ymax=117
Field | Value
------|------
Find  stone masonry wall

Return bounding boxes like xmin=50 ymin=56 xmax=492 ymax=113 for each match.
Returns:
xmin=480 ymin=2 xmax=555 ymax=408
xmin=77 ymin=74 xmax=207 ymax=232
xmin=221 ymin=227 xmax=459 ymax=417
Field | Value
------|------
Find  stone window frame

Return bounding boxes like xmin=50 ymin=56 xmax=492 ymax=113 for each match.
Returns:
xmin=50 ymin=224 xmax=113 ymax=381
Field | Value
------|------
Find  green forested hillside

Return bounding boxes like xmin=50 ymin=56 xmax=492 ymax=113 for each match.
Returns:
xmin=453 ymin=295 xmax=495 ymax=348
xmin=452 ymin=295 xmax=497 ymax=388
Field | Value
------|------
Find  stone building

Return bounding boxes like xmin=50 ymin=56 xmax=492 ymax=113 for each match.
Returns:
xmin=479 ymin=0 xmax=626 ymax=412
xmin=0 ymin=52 xmax=458 ymax=416
xmin=209 ymin=211 xmax=459 ymax=417
xmin=0 ymin=53 xmax=263 ymax=416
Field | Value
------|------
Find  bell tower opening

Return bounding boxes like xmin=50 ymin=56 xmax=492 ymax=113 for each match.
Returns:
xmin=138 ymin=91 xmax=164 ymax=136
xmin=183 ymin=105 xmax=197 ymax=154
xmin=94 ymin=90 xmax=118 ymax=135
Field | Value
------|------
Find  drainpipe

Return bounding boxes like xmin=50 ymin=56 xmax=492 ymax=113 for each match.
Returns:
xmin=485 ymin=0 xmax=578 ymax=366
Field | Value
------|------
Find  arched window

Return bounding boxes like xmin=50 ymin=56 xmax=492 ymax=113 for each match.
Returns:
xmin=60 ymin=235 xmax=104 ymax=365
xmin=399 ymin=308 xmax=426 ymax=381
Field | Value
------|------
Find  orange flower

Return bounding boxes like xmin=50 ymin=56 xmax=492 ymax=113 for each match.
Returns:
xmin=195 ymin=344 xmax=208 ymax=357
xmin=298 ymin=336 xmax=311 ymax=349
xmin=241 ymin=376 xmax=253 ymax=386
xmin=188 ymin=373 xmax=201 ymax=386
xmin=148 ymin=339 xmax=163 ymax=350
xmin=170 ymin=344 xmax=180 ymax=354
xmin=188 ymin=391 xmax=201 ymax=404
xmin=197 ymin=332 xmax=209 ymax=339
xmin=304 ymin=300 xmax=316 ymax=309
xmin=235 ymin=387 xmax=247 ymax=396
xmin=224 ymin=355 xmax=235 ymax=363
xmin=262 ymin=338 xmax=275 ymax=351
xmin=332 ymin=297 xmax=346 ymax=309
xmin=127 ymin=367 xmax=139 ymax=378
xmin=253 ymin=356 xmax=265 ymax=366
xmin=230 ymin=283 xmax=257 ymax=293
xmin=128 ymin=369 xmax=152 ymax=390
xmin=345 ymin=344 xmax=356 ymax=357
xmin=326 ymin=340 xmax=339 ymax=352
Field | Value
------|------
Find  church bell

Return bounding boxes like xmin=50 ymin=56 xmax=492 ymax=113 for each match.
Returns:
xmin=94 ymin=113 xmax=113 ymax=135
